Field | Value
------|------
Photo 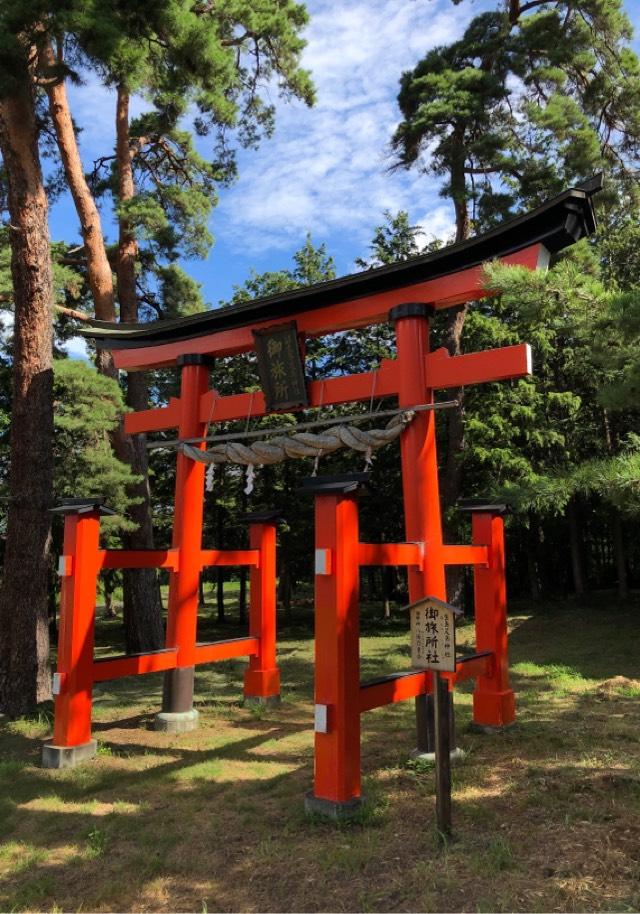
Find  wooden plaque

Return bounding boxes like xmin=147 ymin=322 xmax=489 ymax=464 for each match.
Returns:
xmin=408 ymin=596 xmax=461 ymax=673
xmin=253 ymin=321 xmax=308 ymax=412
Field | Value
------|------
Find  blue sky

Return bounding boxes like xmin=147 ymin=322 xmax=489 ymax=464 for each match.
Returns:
xmin=49 ymin=0 xmax=640 ymax=326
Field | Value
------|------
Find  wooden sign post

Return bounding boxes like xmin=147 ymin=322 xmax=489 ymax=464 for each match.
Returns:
xmin=407 ymin=596 xmax=462 ymax=836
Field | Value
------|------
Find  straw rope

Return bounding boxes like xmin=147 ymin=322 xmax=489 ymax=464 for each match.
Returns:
xmin=181 ymin=410 xmax=416 ymax=494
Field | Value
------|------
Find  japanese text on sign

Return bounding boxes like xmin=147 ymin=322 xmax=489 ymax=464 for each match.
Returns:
xmin=253 ymin=322 xmax=309 ymax=412
xmin=410 ymin=601 xmax=457 ymax=672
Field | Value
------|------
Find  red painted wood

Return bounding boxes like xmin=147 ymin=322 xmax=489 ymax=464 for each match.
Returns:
xmin=359 ymin=671 xmax=431 ymax=713
xmin=396 ymin=313 xmax=446 ymax=604
xmin=112 ymin=245 xmax=544 ymax=371
xmin=358 ymin=542 xmax=423 ymax=567
xmin=425 ymin=343 xmax=532 ymax=389
xmin=313 ymin=493 xmax=361 ymax=804
xmin=200 ymin=549 xmax=260 ymax=567
xmin=359 ymin=653 xmax=493 ymax=712
xmin=99 ymin=549 xmax=179 ymax=570
xmin=471 ymin=513 xmax=516 ymax=727
xmin=243 ymin=523 xmax=281 ymax=699
xmin=93 ymin=649 xmax=178 ymax=683
xmin=165 ymin=363 xmax=210 ymax=669
xmin=125 ymin=359 xmax=400 ymax=435
xmin=194 ymin=637 xmax=259 ymax=665
xmin=53 ymin=512 xmax=101 ymax=747
xmin=441 ymin=545 xmax=489 ymax=566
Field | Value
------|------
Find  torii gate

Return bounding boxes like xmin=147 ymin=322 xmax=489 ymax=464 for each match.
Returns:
xmin=45 ymin=183 xmax=597 ymax=814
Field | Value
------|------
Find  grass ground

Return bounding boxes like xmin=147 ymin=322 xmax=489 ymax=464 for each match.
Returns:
xmin=1 ymin=593 xmax=639 ymax=913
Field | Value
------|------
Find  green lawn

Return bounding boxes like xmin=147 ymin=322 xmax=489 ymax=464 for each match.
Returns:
xmin=1 ymin=596 xmax=639 ymax=912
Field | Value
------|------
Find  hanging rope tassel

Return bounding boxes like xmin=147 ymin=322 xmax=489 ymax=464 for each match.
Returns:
xmin=181 ymin=410 xmax=417 ymax=476
xmin=205 ymin=462 xmax=215 ymax=492
xmin=244 ymin=463 xmax=256 ymax=495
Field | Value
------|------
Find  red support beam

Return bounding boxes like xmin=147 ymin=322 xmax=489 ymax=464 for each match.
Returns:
xmin=99 ymin=549 xmax=179 ymax=570
xmin=195 ymin=637 xmax=259 ymax=665
xmin=163 ymin=358 xmax=210 ymax=709
xmin=125 ymin=359 xmax=400 ymax=435
xmin=52 ymin=511 xmax=101 ymax=747
xmin=200 ymin=549 xmax=260 ymax=568
xmin=312 ymin=493 xmax=362 ymax=806
xmin=243 ymin=523 xmax=281 ymax=702
xmin=93 ymin=648 xmax=178 ymax=683
xmin=471 ymin=512 xmax=515 ymax=728
xmin=358 ymin=542 xmax=423 ymax=567
xmin=441 ymin=545 xmax=489 ymax=566
xmin=113 ymin=244 xmax=545 ymax=372
xmin=426 ymin=343 xmax=532 ymax=390
xmin=359 ymin=653 xmax=494 ymax=713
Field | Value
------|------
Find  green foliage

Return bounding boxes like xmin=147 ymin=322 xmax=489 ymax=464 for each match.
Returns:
xmin=355 ymin=210 xmax=438 ymax=269
xmin=393 ymin=1 xmax=640 ymax=230
xmin=53 ymin=360 xmax=139 ymax=536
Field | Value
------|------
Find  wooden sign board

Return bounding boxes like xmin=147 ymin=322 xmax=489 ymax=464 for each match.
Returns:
xmin=406 ymin=596 xmax=462 ymax=673
xmin=253 ymin=321 xmax=309 ymax=412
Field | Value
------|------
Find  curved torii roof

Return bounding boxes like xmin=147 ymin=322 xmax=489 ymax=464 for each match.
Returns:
xmin=80 ymin=179 xmax=599 ymax=370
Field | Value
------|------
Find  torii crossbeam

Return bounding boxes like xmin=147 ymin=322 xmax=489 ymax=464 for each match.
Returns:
xmin=44 ymin=183 xmax=598 ymax=796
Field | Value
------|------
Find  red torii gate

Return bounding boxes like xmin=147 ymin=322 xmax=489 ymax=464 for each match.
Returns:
xmin=44 ymin=184 xmax=597 ymax=815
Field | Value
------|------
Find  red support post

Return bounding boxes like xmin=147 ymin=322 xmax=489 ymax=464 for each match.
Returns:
xmin=157 ymin=354 xmax=211 ymax=733
xmin=305 ymin=488 xmax=362 ymax=819
xmin=43 ymin=506 xmax=103 ymax=767
xmin=243 ymin=521 xmax=281 ymax=706
xmin=471 ymin=511 xmax=515 ymax=729
xmin=393 ymin=303 xmax=447 ymax=755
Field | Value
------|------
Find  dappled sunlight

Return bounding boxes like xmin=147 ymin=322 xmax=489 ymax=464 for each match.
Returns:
xmin=1 ymin=611 xmax=639 ymax=912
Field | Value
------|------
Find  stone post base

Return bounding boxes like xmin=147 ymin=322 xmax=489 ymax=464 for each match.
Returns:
xmin=243 ymin=694 xmax=281 ymax=709
xmin=154 ymin=709 xmax=199 ymax=733
xmin=42 ymin=739 xmax=97 ymax=769
xmin=304 ymin=791 xmax=364 ymax=821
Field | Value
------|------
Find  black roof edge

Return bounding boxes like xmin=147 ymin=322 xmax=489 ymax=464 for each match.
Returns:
xmin=80 ymin=179 xmax=601 ymax=351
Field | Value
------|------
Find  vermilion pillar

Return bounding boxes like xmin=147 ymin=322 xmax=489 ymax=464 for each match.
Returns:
xmin=393 ymin=303 xmax=449 ymax=755
xmin=393 ymin=303 xmax=446 ymax=601
xmin=43 ymin=499 xmax=114 ymax=768
xmin=305 ymin=477 xmax=362 ymax=819
xmin=157 ymin=353 xmax=211 ymax=732
xmin=243 ymin=516 xmax=281 ymax=706
xmin=471 ymin=509 xmax=515 ymax=728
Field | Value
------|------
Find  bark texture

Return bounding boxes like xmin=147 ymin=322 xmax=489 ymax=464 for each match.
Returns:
xmin=0 ymin=82 xmax=54 ymax=715
xmin=443 ymin=149 xmax=471 ymax=605
xmin=41 ymin=44 xmax=116 ymax=377
xmin=115 ymin=86 xmax=163 ymax=652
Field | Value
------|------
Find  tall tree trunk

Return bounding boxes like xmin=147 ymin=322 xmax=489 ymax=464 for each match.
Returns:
xmin=0 ymin=80 xmax=54 ymax=715
xmin=567 ymin=496 xmax=586 ymax=598
xmin=216 ymin=569 xmax=226 ymax=624
xmin=238 ymin=566 xmax=247 ymax=626
xmin=115 ymin=86 xmax=163 ymax=652
xmin=41 ymin=43 xmax=116 ymax=376
xmin=612 ymin=512 xmax=628 ymax=601
xmin=443 ymin=135 xmax=471 ymax=606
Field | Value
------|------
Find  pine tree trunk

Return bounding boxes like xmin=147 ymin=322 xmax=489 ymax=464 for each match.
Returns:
xmin=612 ymin=512 xmax=629 ymax=601
xmin=442 ymin=137 xmax=471 ymax=606
xmin=0 ymin=81 xmax=54 ymax=715
xmin=526 ymin=511 xmax=541 ymax=601
xmin=216 ymin=569 xmax=225 ymax=624
xmin=115 ymin=86 xmax=163 ymax=652
xmin=238 ymin=566 xmax=247 ymax=626
xmin=567 ymin=496 xmax=586 ymax=598
xmin=41 ymin=43 xmax=116 ymax=376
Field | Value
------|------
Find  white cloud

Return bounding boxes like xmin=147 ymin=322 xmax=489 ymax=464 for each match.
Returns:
xmin=62 ymin=336 xmax=91 ymax=361
xmin=212 ymin=0 xmax=469 ymax=257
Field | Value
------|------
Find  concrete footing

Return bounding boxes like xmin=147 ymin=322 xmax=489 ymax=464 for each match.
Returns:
xmin=154 ymin=709 xmax=199 ymax=733
xmin=410 ymin=747 xmax=466 ymax=764
xmin=243 ymin=694 xmax=281 ymax=709
xmin=469 ymin=721 xmax=515 ymax=736
xmin=304 ymin=791 xmax=364 ymax=821
xmin=42 ymin=739 xmax=97 ymax=769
